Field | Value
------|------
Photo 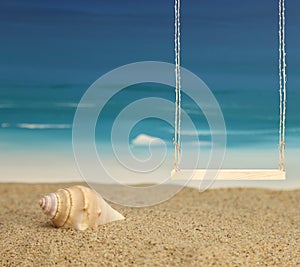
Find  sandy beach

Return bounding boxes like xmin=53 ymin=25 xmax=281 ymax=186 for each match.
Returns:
xmin=0 ymin=183 xmax=299 ymax=266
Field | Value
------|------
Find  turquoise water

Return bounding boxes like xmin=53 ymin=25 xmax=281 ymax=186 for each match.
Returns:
xmin=0 ymin=1 xmax=299 ymax=184
xmin=1 ymin=83 xmax=299 ymax=150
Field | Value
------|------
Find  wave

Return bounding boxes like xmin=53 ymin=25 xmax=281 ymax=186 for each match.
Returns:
xmin=0 ymin=104 xmax=16 ymax=109
xmin=54 ymin=102 xmax=95 ymax=108
xmin=1 ymin=123 xmax=72 ymax=129
xmin=0 ymin=102 xmax=95 ymax=109
xmin=178 ymin=127 xmax=300 ymax=136
xmin=131 ymin=134 xmax=164 ymax=146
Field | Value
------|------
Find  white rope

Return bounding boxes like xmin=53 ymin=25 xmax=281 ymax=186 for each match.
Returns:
xmin=174 ymin=0 xmax=181 ymax=171
xmin=279 ymin=0 xmax=283 ymax=169
xmin=173 ymin=0 xmax=287 ymax=172
xmin=279 ymin=0 xmax=287 ymax=171
xmin=279 ymin=0 xmax=283 ymax=143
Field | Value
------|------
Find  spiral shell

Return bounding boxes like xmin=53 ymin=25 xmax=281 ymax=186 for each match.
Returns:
xmin=39 ymin=185 xmax=124 ymax=230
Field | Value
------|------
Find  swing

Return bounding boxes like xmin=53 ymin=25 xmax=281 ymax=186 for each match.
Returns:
xmin=171 ymin=0 xmax=286 ymax=180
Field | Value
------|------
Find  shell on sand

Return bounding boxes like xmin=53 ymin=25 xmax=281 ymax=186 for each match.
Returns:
xmin=39 ymin=185 xmax=124 ymax=230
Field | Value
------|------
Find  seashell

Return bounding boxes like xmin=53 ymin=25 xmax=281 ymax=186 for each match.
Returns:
xmin=39 ymin=185 xmax=124 ymax=230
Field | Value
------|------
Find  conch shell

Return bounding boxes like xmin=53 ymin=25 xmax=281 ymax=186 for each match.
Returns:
xmin=39 ymin=185 xmax=124 ymax=230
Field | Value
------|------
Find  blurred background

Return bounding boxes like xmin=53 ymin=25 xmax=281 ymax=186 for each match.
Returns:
xmin=0 ymin=0 xmax=299 ymax=188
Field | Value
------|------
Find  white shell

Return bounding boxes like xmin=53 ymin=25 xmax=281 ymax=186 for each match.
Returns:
xmin=39 ymin=185 xmax=124 ymax=230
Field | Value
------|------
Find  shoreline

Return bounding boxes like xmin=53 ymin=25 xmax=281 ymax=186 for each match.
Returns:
xmin=0 ymin=181 xmax=300 ymax=190
xmin=1 ymin=147 xmax=299 ymax=189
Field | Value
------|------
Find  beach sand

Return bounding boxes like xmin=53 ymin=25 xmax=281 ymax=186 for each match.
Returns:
xmin=0 ymin=183 xmax=299 ymax=266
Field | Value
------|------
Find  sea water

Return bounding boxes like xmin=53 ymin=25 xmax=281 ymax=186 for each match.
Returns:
xmin=0 ymin=0 xmax=299 ymax=187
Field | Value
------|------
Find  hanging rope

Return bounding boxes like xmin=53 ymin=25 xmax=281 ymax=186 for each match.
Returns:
xmin=174 ymin=0 xmax=181 ymax=171
xmin=279 ymin=0 xmax=287 ymax=171
xmin=173 ymin=0 xmax=287 ymax=172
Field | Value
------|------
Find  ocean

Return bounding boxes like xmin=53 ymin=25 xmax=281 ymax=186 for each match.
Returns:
xmin=0 ymin=0 xmax=299 ymax=188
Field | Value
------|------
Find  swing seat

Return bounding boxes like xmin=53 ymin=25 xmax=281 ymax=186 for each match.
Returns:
xmin=171 ymin=169 xmax=286 ymax=180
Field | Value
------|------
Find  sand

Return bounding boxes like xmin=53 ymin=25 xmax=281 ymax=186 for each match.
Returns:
xmin=0 ymin=183 xmax=299 ymax=266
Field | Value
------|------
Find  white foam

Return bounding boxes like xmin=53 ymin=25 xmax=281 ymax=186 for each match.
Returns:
xmin=132 ymin=134 xmax=164 ymax=146
xmin=16 ymin=123 xmax=72 ymax=129
xmin=54 ymin=102 xmax=95 ymax=108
